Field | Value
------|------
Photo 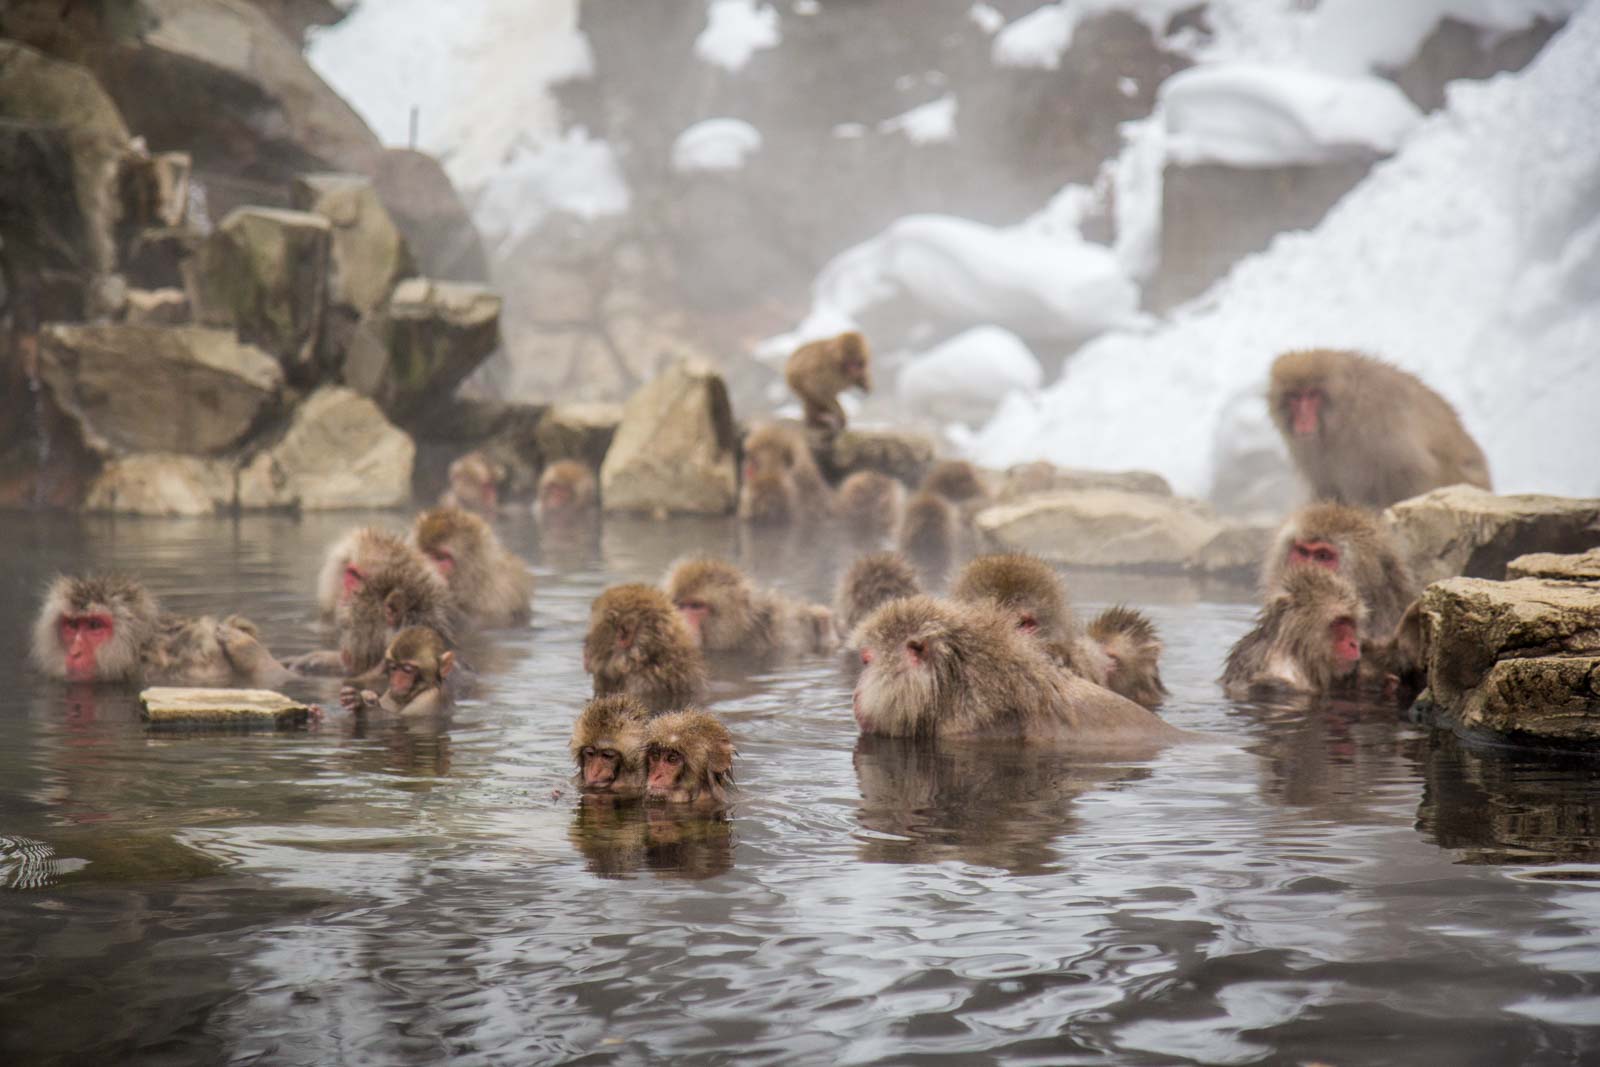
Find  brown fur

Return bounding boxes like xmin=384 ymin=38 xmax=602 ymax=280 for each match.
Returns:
xmin=438 ymin=451 xmax=503 ymax=516
xmin=342 ymin=626 xmax=458 ymax=716
xmin=948 ymin=553 xmax=1110 ymax=685
xmin=570 ymin=695 xmax=650 ymax=798
xmin=411 ymin=506 xmax=534 ymax=627
xmin=896 ymin=491 xmax=958 ymax=577
xmin=833 ymin=470 xmax=905 ymax=541
xmin=850 ymin=596 xmax=1186 ymax=744
xmin=785 ymin=331 xmax=872 ymax=431
xmin=1261 ymin=501 xmax=1418 ymax=637
xmin=664 ymin=557 xmax=837 ymax=658
xmin=920 ymin=460 xmax=987 ymax=504
xmin=337 ymin=552 xmax=458 ymax=678
xmin=643 ymin=709 xmax=736 ymax=806
xmin=738 ymin=469 xmax=798 ymax=525
xmin=315 ymin=526 xmax=414 ymax=618
xmin=536 ymin=459 xmax=599 ymax=523
xmin=741 ymin=421 xmax=831 ymax=519
xmin=1221 ymin=567 xmax=1367 ymax=698
xmin=584 ymin=584 xmax=707 ymax=713
xmin=1268 ymin=348 xmax=1491 ymax=508
xmin=1086 ymin=606 xmax=1168 ymax=710
xmin=835 ymin=552 xmax=922 ymax=635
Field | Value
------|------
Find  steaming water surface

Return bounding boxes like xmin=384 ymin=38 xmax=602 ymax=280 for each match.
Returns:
xmin=2 ymin=512 xmax=1598 ymax=1065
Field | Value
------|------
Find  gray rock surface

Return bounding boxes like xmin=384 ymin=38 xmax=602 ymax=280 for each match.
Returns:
xmin=1385 ymin=485 xmax=1600 ymax=585
xmin=237 ymin=386 xmax=414 ymax=510
xmin=290 ymin=172 xmax=412 ymax=318
xmin=343 ymin=278 xmax=501 ymax=427
xmin=600 ymin=359 xmax=737 ymax=516
xmin=83 ymin=453 xmax=235 ymax=515
xmin=1507 ymin=549 xmax=1600 ymax=582
xmin=975 ymin=488 xmax=1226 ymax=570
xmin=998 ymin=460 xmax=1172 ymax=501
xmin=537 ymin=403 xmax=623 ymax=471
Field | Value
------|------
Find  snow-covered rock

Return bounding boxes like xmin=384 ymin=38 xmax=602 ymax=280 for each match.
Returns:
xmin=897 ymin=326 xmax=1041 ymax=426
xmin=695 ymin=0 xmax=780 ymax=72
xmin=877 ymin=94 xmax=957 ymax=145
xmin=672 ymin=119 xmax=763 ymax=174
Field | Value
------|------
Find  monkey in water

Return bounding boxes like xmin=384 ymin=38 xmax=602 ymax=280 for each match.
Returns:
xmin=785 ymin=330 xmax=872 ymax=432
xmin=410 ymin=506 xmax=534 ymax=627
xmin=438 ymin=451 xmax=503 ymax=516
xmin=833 ymin=470 xmax=905 ymax=543
xmin=896 ymin=491 xmax=960 ymax=579
xmin=584 ymin=584 xmax=707 ymax=714
xmin=535 ymin=460 xmax=599 ymax=525
xmin=1221 ymin=567 xmax=1366 ymax=699
xmin=31 ymin=575 xmax=295 ymax=686
xmin=339 ymin=626 xmax=458 ymax=717
xmin=1261 ymin=501 xmax=1419 ymax=638
xmin=314 ymin=526 xmax=416 ymax=619
xmin=643 ymin=709 xmax=736 ymax=807
xmin=293 ymin=544 xmax=459 ymax=679
xmin=569 ymin=694 xmax=650 ymax=798
xmin=1268 ymin=348 xmax=1491 ymax=508
xmin=739 ymin=421 xmax=831 ymax=525
xmin=835 ymin=551 xmax=922 ymax=636
xmin=850 ymin=596 xmax=1187 ymax=744
xmin=664 ymin=557 xmax=837 ymax=659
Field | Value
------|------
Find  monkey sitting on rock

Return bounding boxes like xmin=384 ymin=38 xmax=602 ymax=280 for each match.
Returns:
xmin=785 ymin=330 xmax=872 ymax=432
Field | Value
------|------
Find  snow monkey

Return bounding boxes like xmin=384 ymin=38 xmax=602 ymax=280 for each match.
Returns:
xmin=896 ymin=491 xmax=959 ymax=578
xmin=785 ymin=330 xmax=872 ymax=431
xmin=569 ymin=694 xmax=650 ymax=798
xmin=739 ymin=421 xmax=831 ymax=524
xmin=1221 ymin=567 xmax=1366 ymax=699
xmin=850 ymin=596 xmax=1186 ymax=744
xmin=294 ymin=544 xmax=459 ymax=679
xmin=315 ymin=526 xmax=416 ymax=618
xmin=536 ymin=459 xmax=598 ymax=524
xmin=835 ymin=551 xmax=922 ymax=636
xmin=833 ymin=470 xmax=905 ymax=542
xmin=410 ymin=506 xmax=534 ymax=627
xmin=438 ymin=450 xmax=503 ymax=516
xmin=643 ymin=709 xmax=736 ymax=807
xmin=919 ymin=459 xmax=989 ymax=510
xmin=1268 ymin=348 xmax=1491 ymax=508
xmin=584 ymin=584 xmax=707 ymax=714
xmin=31 ymin=575 xmax=294 ymax=686
xmin=1262 ymin=501 xmax=1419 ymax=637
xmin=950 ymin=554 xmax=1167 ymax=710
xmin=664 ymin=558 xmax=837 ymax=658
xmin=339 ymin=626 xmax=458 ymax=717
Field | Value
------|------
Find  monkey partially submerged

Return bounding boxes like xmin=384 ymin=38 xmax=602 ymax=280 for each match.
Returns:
xmin=642 ymin=709 xmax=736 ymax=807
xmin=584 ymin=584 xmax=707 ymax=714
xmin=536 ymin=460 xmax=598 ymax=525
xmin=1268 ymin=348 xmax=1491 ymax=508
xmin=569 ymin=695 xmax=651 ymax=799
xmin=1261 ymin=501 xmax=1419 ymax=639
xmin=785 ymin=330 xmax=872 ymax=432
xmin=438 ymin=451 xmax=504 ymax=516
xmin=835 ymin=551 xmax=922 ymax=636
xmin=739 ymin=421 xmax=832 ymax=525
xmin=664 ymin=558 xmax=837 ymax=659
xmin=410 ymin=506 xmax=535 ymax=627
xmin=339 ymin=626 xmax=460 ymax=717
xmin=1221 ymin=567 xmax=1367 ymax=699
xmin=314 ymin=526 xmax=416 ymax=619
xmin=833 ymin=470 xmax=905 ymax=542
xmin=293 ymin=546 xmax=460 ymax=680
xmin=31 ymin=575 xmax=295 ymax=687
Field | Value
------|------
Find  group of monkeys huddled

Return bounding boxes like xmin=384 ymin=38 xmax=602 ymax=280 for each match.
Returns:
xmin=29 ymin=336 xmax=1491 ymax=808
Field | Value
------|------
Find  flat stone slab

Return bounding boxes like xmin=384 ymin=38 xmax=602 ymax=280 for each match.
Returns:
xmin=1508 ymin=548 xmax=1600 ymax=582
xmin=1385 ymin=485 xmax=1600 ymax=585
xmin=140 ymin=687 xmax=312 ymax=729
xmin=975 ymin=488 xmax=1225 ymax=570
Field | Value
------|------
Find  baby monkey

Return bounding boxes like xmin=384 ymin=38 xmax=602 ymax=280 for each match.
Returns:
xmin=643 ymin=710 xmax=736 ymax=807
xmin=785 ymin=330 xmax=872 ymax=431
xmin=340 ymin=626 xmax=458 ymax=716
xmin=570 ymin=694 xmax=650 ymax=798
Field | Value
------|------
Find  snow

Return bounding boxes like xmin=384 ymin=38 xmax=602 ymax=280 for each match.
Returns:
xmin=991 ymin=5 xmax=1074 ymax=70
xmin=877 ymin=94 xmax=957 ymax=145
xmin=471 ymin=128 xmax=630 ymax=248
xmin=695 ymin=0 xmax=781 ymax=72
xmin=969 ymin=8 xmax=1600 ymax=500
xmin=672 ymin=119 xmax=763 ymax=173
xmin=968 ymin=4 xmax=1005 ymax=36
xmin=1161 ymin=64 xmax=1421 ymax=167
xmin=897 ymin=326 xmax=1043 ymax=426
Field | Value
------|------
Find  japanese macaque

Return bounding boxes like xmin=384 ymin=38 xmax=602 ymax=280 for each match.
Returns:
xmin=1086 ymin=606 xmax=1169 ymax=711
xmin=664 ymin=557 xmax=837 ymax=658
xmin=338 ymin=553 xmax=460 ymax=679
xmin=314 ymin=526 xmax=415 ymax=618
xmin=737 ymin=469 xmax=798 ymax=526
xmin=410 ymin=506 xmax=534 ymax=627
xmin=919 ymin=459 xmax=988 ymax=510
xmin=584 ymin=584 xmax=707 ymax=713
xmin=896 ymin=491 xmax=959 ymax=577
xmin=785 ymin=330 xmax=872 ymax=431
xmin=31 ymin=575 xmax=293 ymax=686
xmin=1261 ymin=501 xmax=1419 ymax=638
xmin=738 ymin=421 xmax=831 ymax=525
xmin=535 ymin=459 xmax=598 ymax=524
xmin=1221 ymin=567 xmax=1366 ymax=699
xmin=1268 ymin=348 xmax=1491 ymax=508
xmin=833 ymin=470 xmax=905 ymax=542
xmin=1364 ymin=597 xmax=1428 ymax=702
xmin=339 ymin=626 xmax=457 ymax=717
xmin=835 ymin=551 xmax=921 ymax=635
xmin=643 ymin=709 xmax=736 ymax=807
xmin=850 ymin=596 xmax=1187 ymax=744
xmin=438 ymin=450 xmax=503 ymax=516
xmin=569 ymin=694 xmax=649 ymax=798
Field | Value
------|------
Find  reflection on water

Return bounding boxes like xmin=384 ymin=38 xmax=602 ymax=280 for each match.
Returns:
xmin=2 ymin=512 xmax=1599 ymax=1065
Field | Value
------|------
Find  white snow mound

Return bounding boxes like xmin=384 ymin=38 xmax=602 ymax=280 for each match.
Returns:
xmin=898 ymin=326 xmax=1043 ymax=426
xmin=672 ymin=119 xmax=763 ymax=173
xmin=695 ymin=0 xmax=781 ymax=72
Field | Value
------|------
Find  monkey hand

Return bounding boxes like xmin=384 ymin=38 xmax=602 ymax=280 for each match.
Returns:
xmin=338 ymin=685 xmax=377 ymax=711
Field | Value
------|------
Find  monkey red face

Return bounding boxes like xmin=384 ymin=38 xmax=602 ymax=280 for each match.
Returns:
xmin=342 ymin=564 xmax=365 ymax=598
xmin=674 ymin=599 xmax=710 ymax=641
xmin=579 ymin=745 xmax=624 ymax=790
xmin=1289 ymin=539 xmax=1340 ymax=570
xmin=542 ymin=482 xmax=571 ymax=510
xmin=843 ymin=353 xmax=869 ymax=389
xmin=1286 ymin=389 xmax=1324 ymax=437
xmin=1016 ymin=613 xmax=1039 ymax=635
xmin=425 ymin=548 xmax=456 ymax=576
xmin=1330 ymin=617 xmax=1360 ymax=673
xmin=646 ymin=747 xmax=684 ymax=796
xmin=385 ymin=657 xmax=419 ymax=697
xmin=614 ymin=620 xmax=636 ymax=652
xmin=59 ymin=613 xmax=114 ymax=681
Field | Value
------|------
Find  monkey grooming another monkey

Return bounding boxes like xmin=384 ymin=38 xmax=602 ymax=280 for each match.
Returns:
xmin=339 ymin=626 xmax=458 ymax=717
xmin=569 ymin=695 xmax=650 ymax=798
xmin=410 ymin=506 xmax=534 ymax=627
xmin=314 ymin=526 xmax=416 ymax=619
xmin=438 ymin=451 xmax=503 ymax=516
xmin=664 ymin=557 xmax=837 ymax=659
xmin=1221 ymin=567 xmax=1366 ymax=699
xmin=536 ymin=460 xmax=599 ymax=524
xmin=584 ymin=584 xmax=707 ymax=714
xmin=1268 ymin=348 xmax=1491 ymax=508
xmin=833 ymin=470 xmax=905 ymax=542
xmin=643 ymin=709 xmax=736 ymax=807
xmin=835 ymin=551 xmax=922 ymax=635
xmin=785 ymin=330 xmax=872 ymax=432
xmin=1261 ymin=501 xmax=1418 ymax=638
xmin=850 ymin=596 xmax=1186 ymax=744
xmin=31 ymin=575 xmax=295 ymax=687
xmin=293 ymin=545 xmax=459 ymax=679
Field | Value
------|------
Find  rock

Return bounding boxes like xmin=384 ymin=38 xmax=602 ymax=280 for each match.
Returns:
xmin=140 ymin=685 xmax=312 ymax=728
xmin=83 ymin=453 xmax=235 ymax=515
xmin=123 ymin=287 xmax=189 ymax=324
xmin=537 ymin=403 xmax=623 ymax=470
xmin=115 ymin=146 xmax=190 ymax=251
xmin=411 ymin=399 xmax=548 ymax=503
xmin=600 ymin=359 xmax=737 ymax=516
xmin=290 ymin=172 xmax=412 ymax=317
xmin=191 ymin=207 xmax=332 ymax=381
xmin=36 ymin=324 xmax=282 ymax=455
xmin=1187 ymin=521 xmax=1277 ymax=579
xmin=1385 ymin=485 xmax=1600 ymax=586
xmin=342 ymin=278 xmax=501 ymax=427
xmin=998 ymin=459 xmax=1172 ymax=501
xmin=975 ymin=489 xmax=1227 ymax=570
xmin=1508 ymin=549 xmax=1600 ymax=583
xmin=237 ymin=386 xmax=414 ymax=511
xmin=1411 ymin=576 xmax=1600 ymax=748
xmin=242 ymin=0 xmax=352 ymax=47
xmin=0 ymin=120 xmax=92 ymax=323
xmin=123 ymin=224 xmax=203 ymax=290
xmin=370 ymin=148 xmax=489 ymax=283
xmin=820 ymin=428 xmax=935 ymax=487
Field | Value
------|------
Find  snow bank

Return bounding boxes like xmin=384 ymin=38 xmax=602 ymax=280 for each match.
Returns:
xmin=898 ymin=326 xmax=1043 ymax=426
xmin=877 ymin=94 xmax=957 ymax=145
xmin=695 ymin=0 xmax=781 ymax=72
xmin=970 ymin=9 xmax=1600 ymax=500
xmin=472 ymin=129 xmax=629 ymax=248
xmin=672 ymin=119 xmax=763 ymax=173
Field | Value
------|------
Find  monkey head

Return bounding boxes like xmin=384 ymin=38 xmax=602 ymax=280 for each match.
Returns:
xmin=1280 ymin=567 xmax=1366 ymax=682
xmin=411 ymin=506 xmax=493 ymax=581
xmin=584 ymin=584 xmax=695 ymax=677
xmin=382 ymin=626 xmax=455 ymax=708
xmin=318 ymin=527 xmax=412 ymax=617
xmin=32 ymin=575 xmax=158 ymax=683
xmin=537 ymin=460 xmax=597 ymax=519
xmin=663 ymin=558 xmax=757 ymax=652
xmin=1269 ymin=349 xmax=1349 ymax=439
xmin=919 ymin=460 xmax=986 ymax=503
xmin=836 ymin=331 xmax=872 ymax=393
xmin=739 ymin=470 xmax=798 ymax=526
xmin=950 ymin=554 xmax=1071 ymax=643
xmin=643 ymin=710 xmax=735 ymax=805
xmin=570 ymin=695 xmax=649 ymax=796
xmin=444 ymin=451 xmax=502 ymax=513
xmin=342 ymin=554 xmax=455 ymax=674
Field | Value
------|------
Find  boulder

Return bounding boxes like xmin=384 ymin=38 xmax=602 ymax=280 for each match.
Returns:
xmin=975 ymin=489 xmax=1227 ymax=570
xmin=537 ymin=403 xmax=623 ymax=470
xmin=1187 ymin=521 xmax=1277 ymax=579
xmin=114 ymin=146 xmax=190 ymax=254
xmin=289 ymin=172 xmax=412 ymax=317
xmin=237 ymin=386 xmax=414 ymax=511
xmin=123 ymin=224 xmax=203 ymax=290
xmin=820 ymin=428 xmax=935 ymax=487
xmin=410 ymin=399 xmax=548 ymax=503
xmin=83 ymin=453 xmax=235 ymax=515
xmin=998 ymin=460 xmax=1172 ymax=501
xmin=1385 ymin=485 xmax=1600 ymax=586
xmin=123 ymin=287 xmax=190 ymax=324
xmin=190 ymin=207 xmax=331 ymax=381
xmin=342 ymin=278 xmax=501 ymax=427
xmin=600 ymin=359 xmax=738 ymax=516
xmin=1411 ymin=576 xmax=1600 ymax=748
xmin=1508 ymin=549 xmax=1600 ymax=582
xmin=371 ymin=148 xmax=489 ymax=283
xmin=36 ymin=324 xmax=282 ymax=455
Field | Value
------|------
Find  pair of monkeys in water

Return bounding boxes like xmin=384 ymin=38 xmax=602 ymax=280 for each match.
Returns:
xmin=439 ymin=450 xmax=600 ymax=526
xmin=571 ymin=696 xmax=735 ymax=807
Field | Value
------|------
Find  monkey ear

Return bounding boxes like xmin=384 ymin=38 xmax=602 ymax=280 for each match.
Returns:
xmin=708 ymin=741 xmax=735 ymax=777
xmin=439 ymin=650 xmax=455 ymax=679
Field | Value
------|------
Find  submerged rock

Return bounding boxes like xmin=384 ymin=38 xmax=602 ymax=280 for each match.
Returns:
xmin=84 ymin=453 xmax=235 ymax=516
xmin=975 ymin=488 xmax=1225 ymax=570
xmin=237 ymin=386 xmax=413 ymax=510
xmin=1385 ymin=485 xmax=1600 ymax=586
xmin=1186 ymin=521 xmax=1277 ymax=579
xmin=601 ymin=359 xmax=737 ymax=516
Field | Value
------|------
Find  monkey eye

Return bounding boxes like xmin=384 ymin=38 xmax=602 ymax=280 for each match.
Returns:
xmin=1314 ymin=547 xmax=1337 ymax=564
xmin=383 ymin=658 xmax=397 ymax=672
xmin=601 ymin=749 xmax=618 ymax=760
xmin=665 ymin=751 xmax=682 ymax=765
xmin=1017 ymin=614 xmax=1038 ymax=633
xmin=580 ymin=746 xmax=596 ymax=758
